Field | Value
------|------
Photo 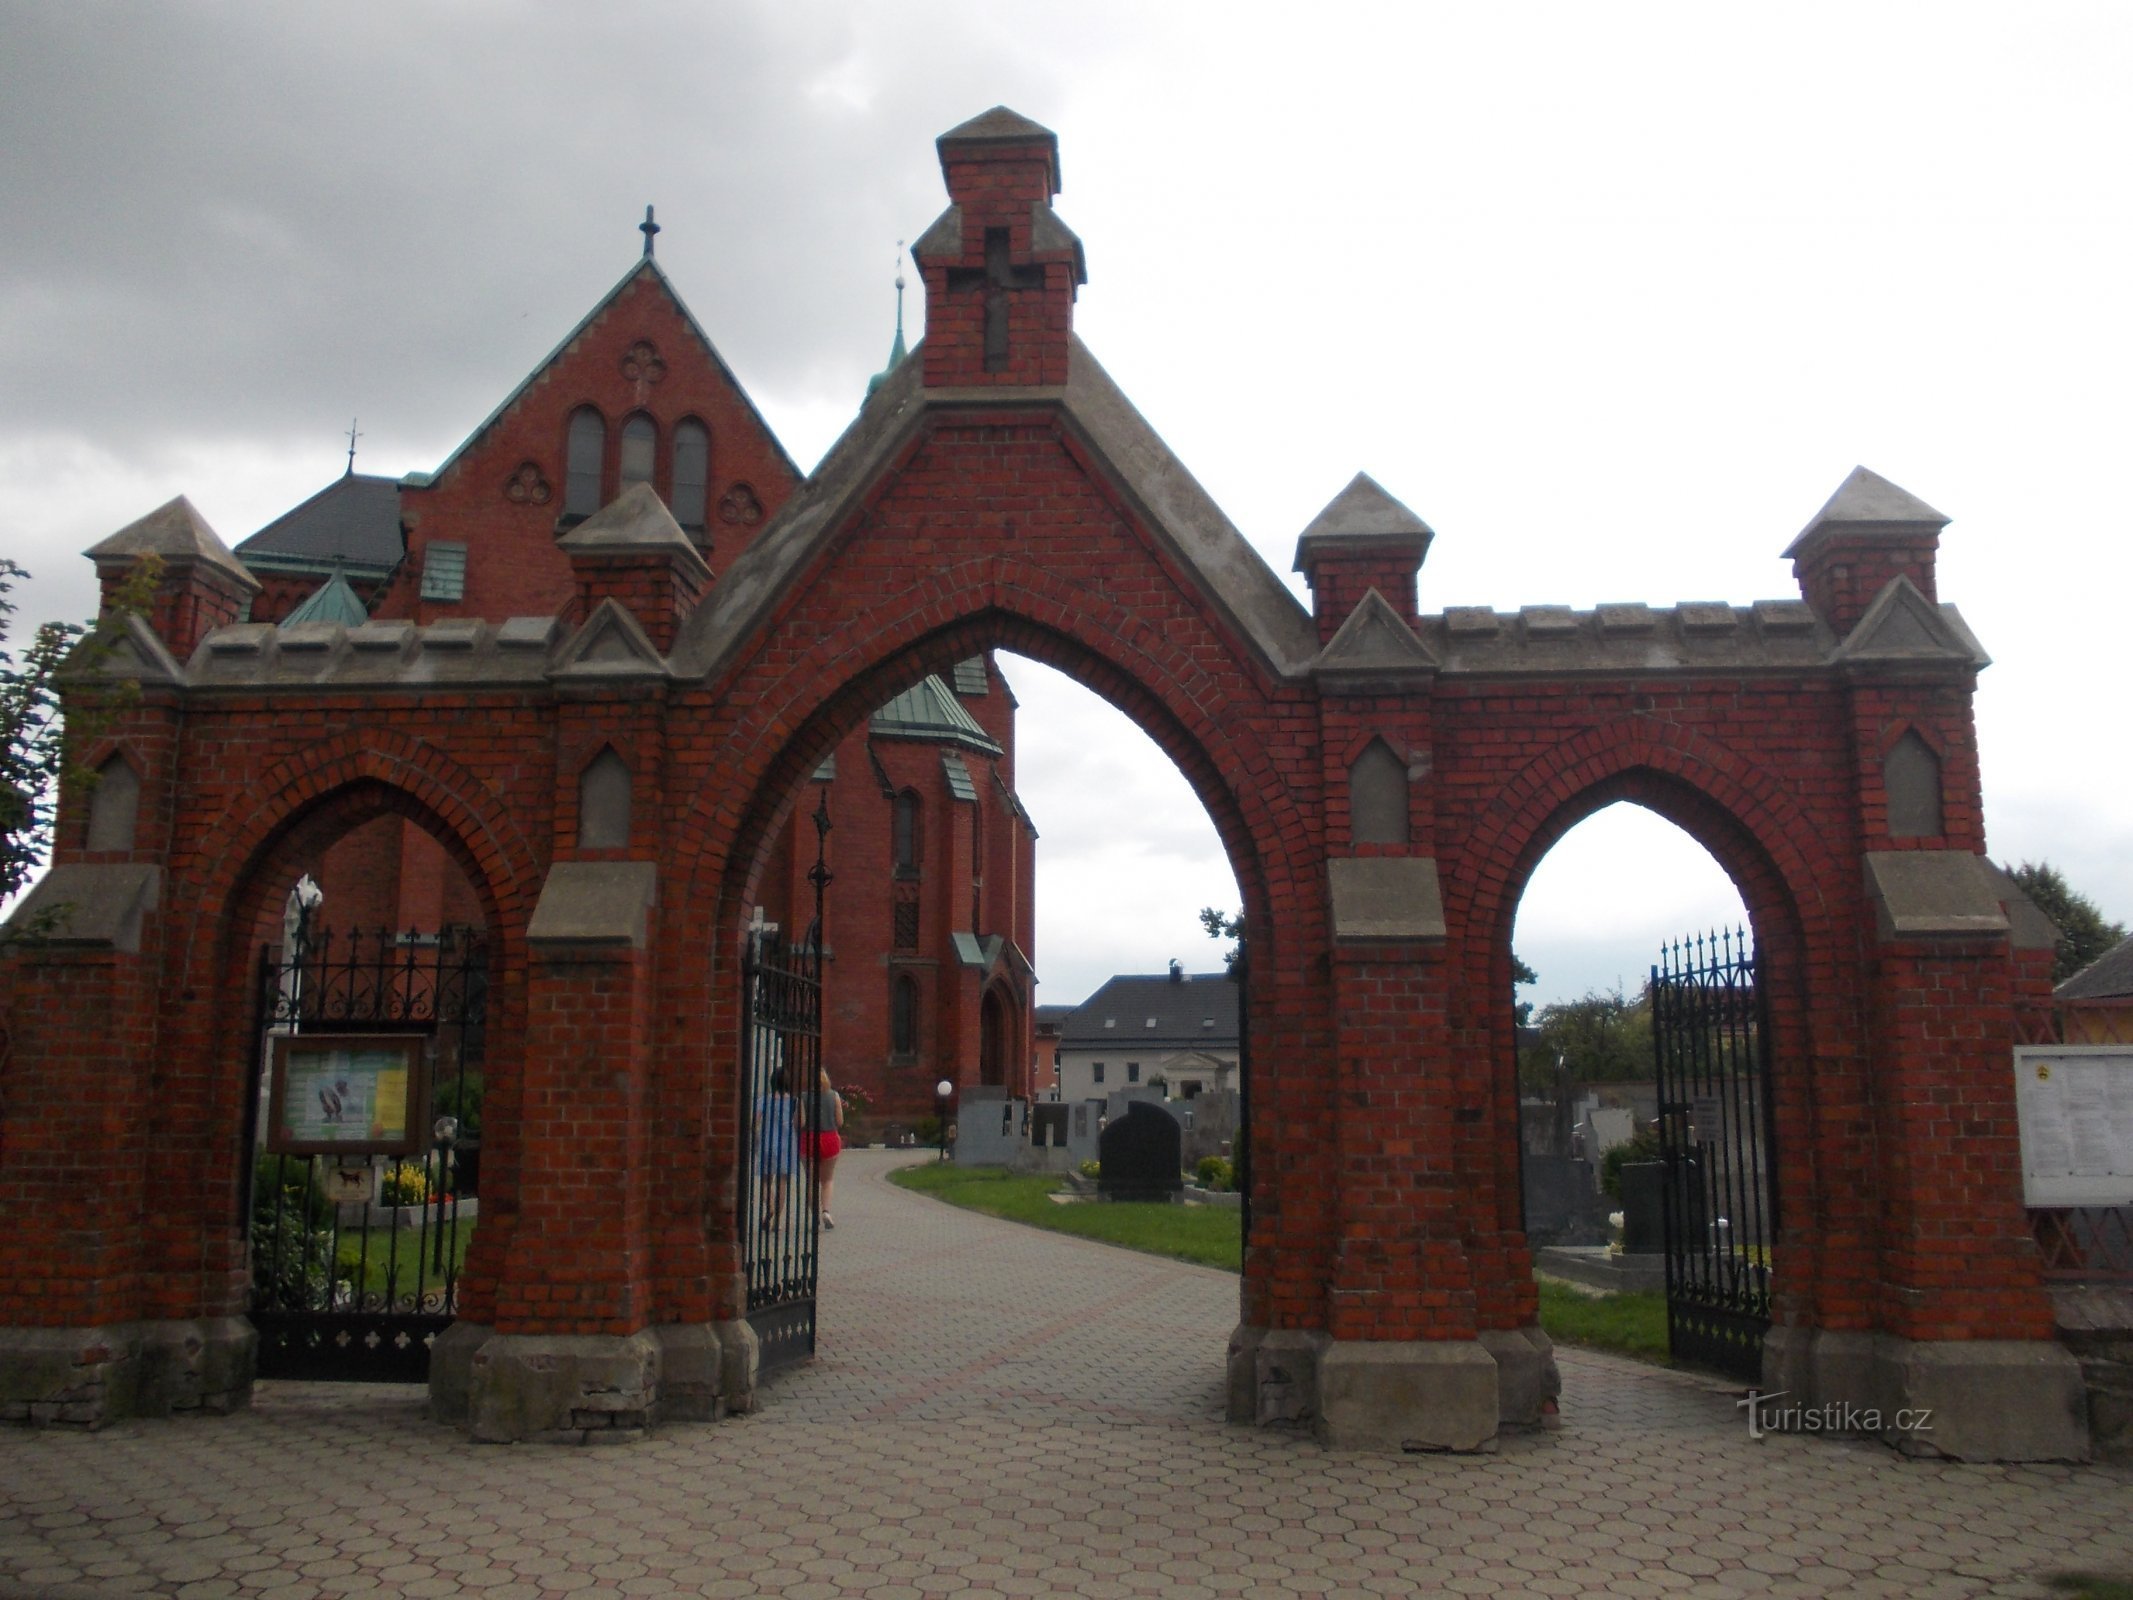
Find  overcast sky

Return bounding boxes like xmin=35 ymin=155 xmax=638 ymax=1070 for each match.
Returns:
xmin=5 ymin=4 xmax=2129 ymax=1009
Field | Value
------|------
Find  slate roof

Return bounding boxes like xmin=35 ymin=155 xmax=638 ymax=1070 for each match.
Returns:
xmin=2058 ymin=933 xmax=2133 ymax=1002
xmin=1060 ymin=972 xmax=1240 ymax=1050
xmin=235 ymin=472 xmax=403 ymax=576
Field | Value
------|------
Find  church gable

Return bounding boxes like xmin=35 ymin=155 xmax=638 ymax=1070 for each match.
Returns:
xmin=382 ymin=257 xmax=802 ymax=625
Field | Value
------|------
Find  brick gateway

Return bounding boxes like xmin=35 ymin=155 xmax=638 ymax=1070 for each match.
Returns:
xmin=0 ymin=109 xmax=2086 ymax=1457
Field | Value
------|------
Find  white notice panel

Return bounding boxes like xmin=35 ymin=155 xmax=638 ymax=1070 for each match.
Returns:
xmin=2014 ymin=1046 xmax=2133 ymax=1207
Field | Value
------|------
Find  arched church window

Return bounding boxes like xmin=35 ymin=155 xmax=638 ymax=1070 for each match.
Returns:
xmin=671 ymin=419 xmax=709 ymax=527
xmin=619 ymin=413 xmax=656 ymax=491
xmin=892 ymin=790 xmax=922 ymax=876
xmin=891 ymin=975 xmax=918 ymax=1059
xmin=564 ymin=406 xmax=606 ymax=517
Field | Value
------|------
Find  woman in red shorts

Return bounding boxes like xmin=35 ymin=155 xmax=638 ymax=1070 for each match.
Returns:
xmin=801 ymin=1067 xmax=845 ymax=1228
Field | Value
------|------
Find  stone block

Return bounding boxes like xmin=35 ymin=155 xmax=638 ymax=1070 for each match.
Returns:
xmin=1315 ymin=1339 xmax=1499 ymax=1452
xmin=137 ymin=1317 xmax=255 ymax=1416
xmin=712 ymin=1320 xmax=759 ymax=1416
xmin=0 ymin=1323 xmax=143 ymax=1428
xmin=1874 ymin=1337 xmax=2089 ymax=1462
xmin=466 ymin=1331 xmax=662 ymax=1444
xmin=1226 ymin=1325 xmax=1326 ymax=1426
xmin=1479 ymin=1326 xmax=1560 ymax=1427
xmin=427 ymin=1319 xmax=492 ymax=1424
xmin=652 ymin=1323 xmax=723 ymax=1423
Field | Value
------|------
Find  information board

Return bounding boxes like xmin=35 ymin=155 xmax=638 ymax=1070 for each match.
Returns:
xmin=267 ymin=1034 xmax=427 ymax=1157
xmin=2013 ymin=1045 xmax=2133 ymax=1207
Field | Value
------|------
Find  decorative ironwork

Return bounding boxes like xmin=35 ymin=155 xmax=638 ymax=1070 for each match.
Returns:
xmin=1651 ymin=927 xmax=1775 ymax=1381
xmin=738 ymin=793 xmax=831 ymax=1372
xmin=245 ymin=913 xmax=487 ymax=1382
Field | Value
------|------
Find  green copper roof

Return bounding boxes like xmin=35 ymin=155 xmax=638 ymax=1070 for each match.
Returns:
xmin=871 ymin=674 xmax=1001 ymax=755
xmin=284 ymin=569 xmax=370 ymax=627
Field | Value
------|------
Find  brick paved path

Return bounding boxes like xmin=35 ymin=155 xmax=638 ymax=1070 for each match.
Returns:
xmin=2 ymin=1147 xmax=2129 ymax=1599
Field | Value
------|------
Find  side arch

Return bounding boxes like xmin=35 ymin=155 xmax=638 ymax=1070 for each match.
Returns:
xmin=1448 ymin=716 xmax=1861 ymax=1333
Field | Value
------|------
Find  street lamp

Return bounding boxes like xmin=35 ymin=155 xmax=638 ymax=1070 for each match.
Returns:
xmin=935 ymin=1078 xmax=954 ymax=1163
xmin=431 ymin=1115 xmax=459 ymax=1275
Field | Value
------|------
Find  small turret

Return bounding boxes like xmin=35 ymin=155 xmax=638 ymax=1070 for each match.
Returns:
xmin=912 ymin=107 xmax=1087 ymax=388
xmin=85 ymin=496 xmax=260 ymax=658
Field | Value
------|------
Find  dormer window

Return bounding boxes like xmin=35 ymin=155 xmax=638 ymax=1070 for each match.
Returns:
xmin=565 ymin=407 xmax=605 ymax=517
xmin=620 ymin=413 xmax=656 ymax=490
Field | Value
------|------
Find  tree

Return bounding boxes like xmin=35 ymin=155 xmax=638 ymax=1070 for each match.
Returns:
xmin=1519 ymin=985 xmax=1653 ymax=1094
xmin=2007 ymin=860 xmax=2127 ymax=986
xmin=1511 ymin=953 xmax=1538 ymax=1028
xmin=1199 ymin=905 xmax=1244 ymax=969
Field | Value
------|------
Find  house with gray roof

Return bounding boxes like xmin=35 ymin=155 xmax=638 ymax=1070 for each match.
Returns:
xmin=1055 ymin=964 xmax=1240 ymax=1104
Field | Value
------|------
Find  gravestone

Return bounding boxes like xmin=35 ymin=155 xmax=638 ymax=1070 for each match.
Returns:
xmin=1522 ymin=1153 xmax=1608 ymax=1247
xmin=1617 ymin=1162 xmax=1667 ymax=1255
xmin=1098 ymin=1101 xmax=1183 ymax=1202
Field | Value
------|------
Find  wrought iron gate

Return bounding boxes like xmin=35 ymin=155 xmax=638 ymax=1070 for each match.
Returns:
xmin=244 ymin=917 xmax=486 ymax=1381
xmin=739 ymin=794 xmax=831 ymax=1373
xmin=1650 ymin=928 xmax=1776 ymax=1381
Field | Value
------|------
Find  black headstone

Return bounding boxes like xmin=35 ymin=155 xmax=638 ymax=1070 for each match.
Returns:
xmin=1617 ymin=1162 xmax=1666 ymax=1255
xmin=1098 ymin=1101 xmax=1183 ymax=1202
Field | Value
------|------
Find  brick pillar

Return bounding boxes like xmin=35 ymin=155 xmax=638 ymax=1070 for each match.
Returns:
xmin=1762 ymin=850 xmax=2088 ymax=1461
xmin=0 ymin=865 xmax=255 ymax=1425
xmin=433 ymin=862 xmax=688 ymax=1441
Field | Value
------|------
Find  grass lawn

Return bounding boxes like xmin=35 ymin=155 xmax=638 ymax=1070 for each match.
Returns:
xmin=889 ymin=1162 xmax=1676 ymax=1365
xmin=1534 ymin=1277 xmax=1670 ymax=1362
xmin=335 ymin=1220 xmax=473 ymax=1301
xmin=888 ymin=1163 xmax=1243 ymax=1272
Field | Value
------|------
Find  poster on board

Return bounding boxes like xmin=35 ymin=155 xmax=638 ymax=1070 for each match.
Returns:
xmin=2013 ymin=1046 xmax=2133 ymax=1208
xmin=268 ymin=1034 xmax=427 ymax=1157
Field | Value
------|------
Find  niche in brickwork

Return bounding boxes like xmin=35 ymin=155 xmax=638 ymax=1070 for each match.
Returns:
xmin=1884 ymin=730 xmax=1944 ymax=839
xmin=1350 ymin=738 xmax=1409 ymax=845
xmin=578 ymin=748 xmax=632 ymax=849
xmin=85 ymin=754 xmax=140 ymax=852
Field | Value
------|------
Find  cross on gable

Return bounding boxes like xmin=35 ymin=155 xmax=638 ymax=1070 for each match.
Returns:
xmin=945 ymin=227 xmax=1044 ymax=373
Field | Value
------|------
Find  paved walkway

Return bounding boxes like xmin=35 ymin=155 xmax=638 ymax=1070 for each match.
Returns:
xmin=2 ymin=1147 xmax=2129 ymax=1599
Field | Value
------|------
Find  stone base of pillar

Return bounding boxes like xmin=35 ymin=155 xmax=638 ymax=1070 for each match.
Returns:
xmin=0 ymin=1317 xmax=255 ymax=1427
xmin=1764 ymin=1326 xmax=2089 ymax=1461
xmin=1479 ymin=1325 xmax=1560 ymax=1427
xmin=430 ymin=1321 xmax=761 ymax=1439
xmin=1226 ymin=1324 xmax=1325 ymax=1427
xmin=1316 ymin=1340 xmax=1500 ymax=1452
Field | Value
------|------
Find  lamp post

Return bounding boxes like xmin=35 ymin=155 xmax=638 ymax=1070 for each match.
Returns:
xmin=431 ymin=1115 xmax=458 ymax=1275
xmin=935 ymin=1079 xmax=953 ymax=1163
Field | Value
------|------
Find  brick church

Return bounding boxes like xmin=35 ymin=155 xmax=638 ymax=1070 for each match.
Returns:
xmin=229 ymin=237 xmax=1037 ymax=1121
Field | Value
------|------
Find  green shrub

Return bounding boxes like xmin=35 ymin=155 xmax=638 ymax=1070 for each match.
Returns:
xmin=1195 ymin=1156 xmax=1234 ymax=1191
xmin=1079 ymin=1159 xmax=1101 ymax=1180
xmin=251 ymin=1152 xmax=332 ymax=1229
xmin=1599 ymin=1124 xmax=1664 ymax=1200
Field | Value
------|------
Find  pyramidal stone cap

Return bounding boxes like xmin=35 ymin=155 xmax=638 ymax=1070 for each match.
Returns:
xmin=937 ymin=105 xmax=1062 ymax=190
xmin=1293 ymin=472 xmax=1435 ymax=572
xmin=557 ymin=481 xmax=709 ymax=576
xmin=86 ymin=494 xmax=260 ymax=591
xmin=1784 ymin=466 xmax=1948 ymax=559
